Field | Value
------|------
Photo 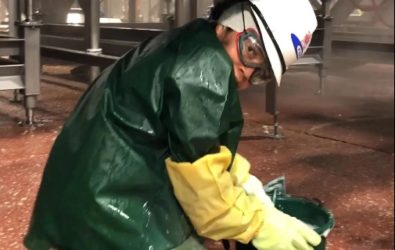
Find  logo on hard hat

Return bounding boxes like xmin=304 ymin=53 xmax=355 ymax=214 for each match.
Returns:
xmin=291 ymin=32 xmax=313 ymax=59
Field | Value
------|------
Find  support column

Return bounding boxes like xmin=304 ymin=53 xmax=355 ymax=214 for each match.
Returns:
xmin=85 ymin=0 xmax=102 ymax=82
xmin=20 ymin=0 xmax=42 ymax=125
xmin=162 ymin=0 xmax=175 ymax=30
xmin=265 ymin=81 xmax=284 ymax=139
xmin=7 ymin=0 xmax=19 ymax=37
xmin=85 ymin=0 xmax=101 ymax=54
xmin=7 ymin=0 xmax=22 ymax=103
xmin=26 ymin=0 xmax=33 ymax=21
xmin=317 ymin=0 xmax=333 ymax=95
xmin=175 ymin=0 xmax=197 ymax=27
xmin=128 ymin=0 xmax=136 ymax=22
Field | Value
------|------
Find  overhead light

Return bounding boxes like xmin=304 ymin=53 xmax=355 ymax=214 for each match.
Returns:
xmin=67 ymin=8 xmax=84 ymax=24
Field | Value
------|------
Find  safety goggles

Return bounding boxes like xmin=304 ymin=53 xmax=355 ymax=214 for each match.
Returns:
xmin=237 ymin=29 xmax=274 ymax=85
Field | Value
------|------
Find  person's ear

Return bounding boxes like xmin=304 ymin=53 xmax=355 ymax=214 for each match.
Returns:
xmin=216 ymin=25 xmax=232 ymax=43
xmin=216 ymin=24 xmax=226 ymax=41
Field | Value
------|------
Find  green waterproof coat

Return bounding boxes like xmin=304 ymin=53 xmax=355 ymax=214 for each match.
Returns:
xmin=24 ymin=19 xmax=244 ymax=250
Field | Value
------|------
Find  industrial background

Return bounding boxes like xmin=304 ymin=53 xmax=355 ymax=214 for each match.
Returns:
xmin=0 ymin=0 xmax=393 ymax=249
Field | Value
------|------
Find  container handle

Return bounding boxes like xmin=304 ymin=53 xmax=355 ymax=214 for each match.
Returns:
xmin=311 ymin=197 xmax=325 ymax=207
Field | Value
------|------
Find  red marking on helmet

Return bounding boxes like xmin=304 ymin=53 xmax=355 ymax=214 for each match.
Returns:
xmin=301 ymin=32 xmax=313 ymax=51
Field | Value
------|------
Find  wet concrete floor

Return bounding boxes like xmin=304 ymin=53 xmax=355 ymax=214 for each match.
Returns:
xmin=0 ymin=46 xmax=393 ymax=250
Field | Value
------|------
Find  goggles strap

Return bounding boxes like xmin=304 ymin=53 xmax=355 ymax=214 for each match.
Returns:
xmin=249 ymin=2 xmax=286 ymax=74
xmin=241 ymin=3 xmax=246 ymax=32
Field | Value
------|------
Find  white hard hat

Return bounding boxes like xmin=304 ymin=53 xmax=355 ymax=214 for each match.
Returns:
xmin=218 ymin=0 xmax=317 ymax=86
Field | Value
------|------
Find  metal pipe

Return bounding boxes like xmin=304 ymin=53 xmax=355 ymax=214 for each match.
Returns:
xmin=165 ymin=0 xmax=171 ymax=15
xmin=7 ymin=0 xmax=18 ymax=37
xmin=25 ymin=105 xmax=34 ymax=125
xmin=26 ymin=0 xmax=33 ymax=21
xmin=86 ymin=0 xmax=102 ymax=53
xmin=175 ymin=0 xmax=197 ymax=27
xmin=128 ymin=0 xmax=136 ymax=22
xmin=148 ymin=0 xmax=152 ymax=22
xmin=90 ymin=0 xmax=100 ymax=51
xmin=162 ymin=0 xmax=175 ymax=29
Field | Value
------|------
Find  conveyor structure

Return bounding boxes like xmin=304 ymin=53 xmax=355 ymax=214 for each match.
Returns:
xmin=0 ymin=0 xmax=41 ymax=125
xmin=1 ymin=0 xmax=392 ymax=134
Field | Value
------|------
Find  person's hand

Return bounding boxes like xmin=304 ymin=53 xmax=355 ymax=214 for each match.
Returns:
xmin=240 ymin=175 xmax=274 ymax=207
xmin=252 ymin=205 xmax=321 ymax=250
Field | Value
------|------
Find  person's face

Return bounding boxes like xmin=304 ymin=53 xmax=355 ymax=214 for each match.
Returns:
xmin=216 ymin=25 xmax=255 ymax=90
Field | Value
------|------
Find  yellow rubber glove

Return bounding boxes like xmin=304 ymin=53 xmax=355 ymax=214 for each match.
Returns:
xmin=252 ymin=204 xmax=322 ymax=250
xmin=229 ymin=154 xmax=273 ymax=206
xmin=240 ymin=175 xmax=274 ymax=207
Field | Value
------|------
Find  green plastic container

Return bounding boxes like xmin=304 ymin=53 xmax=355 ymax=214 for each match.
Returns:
xmin=274 ymin=195 xmax=335 ymax=250
xmin=234 ymin=195 xmax=335 ymax=250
